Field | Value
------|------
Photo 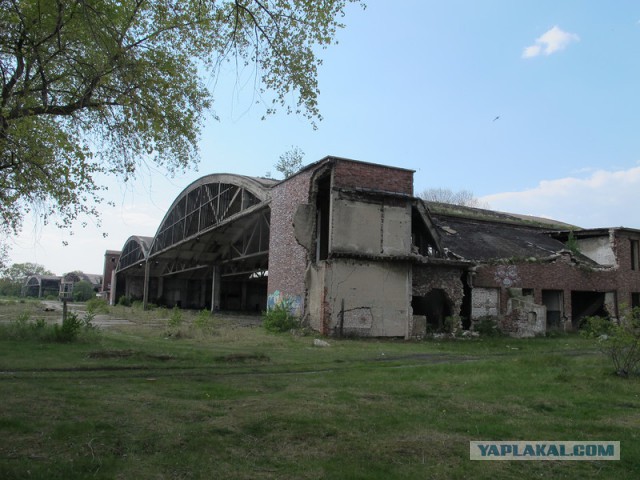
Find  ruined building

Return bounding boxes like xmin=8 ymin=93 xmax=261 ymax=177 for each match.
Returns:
xmin=108 ymin=156 xmax=640 ymax=337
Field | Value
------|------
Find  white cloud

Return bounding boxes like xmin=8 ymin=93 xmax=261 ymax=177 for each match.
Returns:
xmin=522 ymin=26 xmax=580 ymax=58
xmin=480 ymin=166 xmax=640 ymax=229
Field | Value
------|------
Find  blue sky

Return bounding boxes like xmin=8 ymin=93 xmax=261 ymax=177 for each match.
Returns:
xmin=9 ymin=0 xmax=640 ymax=275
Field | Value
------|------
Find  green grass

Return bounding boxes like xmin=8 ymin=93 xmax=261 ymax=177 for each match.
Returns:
xmin=0 ymin=301 xmax=639 ymax=479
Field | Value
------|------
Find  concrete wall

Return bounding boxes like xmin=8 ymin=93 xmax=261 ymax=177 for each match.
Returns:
xmin=471 ymin=287 xmax=500 ymax=319
xmin=577 ymin=233 xmax=616 ymax=266
xmin=268 ymin=158 xmax=418 ymax=337
xmin=307 ymin=259 xmax=411 ymax=337
xmin=331 ymin=195 xmax=411 ymax=256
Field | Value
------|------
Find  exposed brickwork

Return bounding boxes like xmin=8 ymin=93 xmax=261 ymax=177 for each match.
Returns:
xmin=267 ymin=169 xmax=313 ymax=305
xmin=101 ymin=250 xmax=120 ymax=293
xmin=412 ymin=264 xmax=465 ymax=316
xmin=333 ymin=160 xmax=413 ymax=195
xmin=473 ymin=231 xmax=640 ymax=325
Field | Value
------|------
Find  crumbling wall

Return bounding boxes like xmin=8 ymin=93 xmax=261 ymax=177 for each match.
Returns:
xmin=412 ymin=264 xmax=465 ymax=318
xmin=267 ymin=169 xmax=314 ymax=311
xmin=577 ymin=232 xmax=616 ymax=266
xmin=471 ymin=252 xmax=636 ymax=330
xmin=500 ymin=292 xmax=546 ymax=337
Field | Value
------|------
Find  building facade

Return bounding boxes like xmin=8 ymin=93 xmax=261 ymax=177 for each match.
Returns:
xmin=107 ymin=156 xmax=640 ymax=337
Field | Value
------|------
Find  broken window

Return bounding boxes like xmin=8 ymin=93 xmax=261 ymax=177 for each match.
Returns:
xmin=631 ymin=239 xmax=640 ymax=271
xmin=315 ymin=175 xmax=331 ymax=261
xmin=571 ymin=291 xmax=606 ymax=329
xmin=632 ymin=293 xmax=640 ymax=309
xmin=542 ymin=290 xmax=564 ymax=331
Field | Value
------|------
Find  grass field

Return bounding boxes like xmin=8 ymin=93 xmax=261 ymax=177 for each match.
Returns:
xmin=0 ymin=299 xmax=639 ymax=479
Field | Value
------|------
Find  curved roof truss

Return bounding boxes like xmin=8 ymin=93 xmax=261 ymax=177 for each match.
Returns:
xmin=149 ymin=174 xmax=273 ymax=257
xmin=116 ymin=236 xmax=153 ymax=273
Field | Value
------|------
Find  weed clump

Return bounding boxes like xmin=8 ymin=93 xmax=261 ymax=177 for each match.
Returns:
xmin=473 ymin=316 xmax=503 ymax=337
xmin=0 ymin=310 xmax=98 ymax=343
xmin=263 ymin=302 xmax=299 ymax=333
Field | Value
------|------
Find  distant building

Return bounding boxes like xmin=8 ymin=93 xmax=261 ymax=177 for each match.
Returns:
xmin=22 ymin=275 xmax=62 ymax=298
xmin=101 ymin=250 xmax=121 ymax=299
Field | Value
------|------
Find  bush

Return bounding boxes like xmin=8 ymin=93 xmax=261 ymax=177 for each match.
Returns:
xmin=54 ymin=312 xmax=83 ymax=342
xmin=194 ymin=309 xmax=212 ymax=330
xmin=598 ymin=307 xmax=640 ymax=377
xmin=117 ymin=295 xmax=132 ymax=307
xmin=443 ymin=316 xmax=461 ymax=335
xmin=263 ymin=302 xmax=299 ymax=333
xmin=473 ymin=316 xmax=503 ymax=337
xmin=580 ymin=315 xmax=614 ymax=338
xmin=73 ymin=281 xmax=96 ymax=302
xmin=168 ymin=306 xmax=183 ymax=329
xmin=86 ymin=297 xmax=110 ymax=314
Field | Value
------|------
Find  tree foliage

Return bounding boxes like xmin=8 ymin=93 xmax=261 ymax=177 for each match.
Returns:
xmin=0 ymin=0 xmax=364 ymax=238
xmin=0 ymin=261 xmax=53 ymax=296
xmin=72 ymin=280 xmax=95 ymax=302
xmin=419 ymin=188 xmax=487 ymax=208
xmin=273 ymin=145 xmax=304 ymax=178
xmin=0 ymin=261 xmax=53 ymax=283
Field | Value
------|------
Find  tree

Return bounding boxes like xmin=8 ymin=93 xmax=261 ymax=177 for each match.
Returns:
xmin=272 ymin=145 xmax=304 ymax=178
xmin=0 ymin=261 xmax=53 ymax=296
xmin=0 ymin=261 xmax=53 ymax=283
xmin=0 ymin=0 xmax=364 ymax=239
xmin=419 ymin=188 xmax=488 ymax=208
xmin=72 ymin=280 xmax=95 ymax=302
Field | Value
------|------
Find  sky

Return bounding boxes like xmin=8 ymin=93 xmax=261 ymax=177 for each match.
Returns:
xmin=8 ymin=0 xmax=640 ymax=275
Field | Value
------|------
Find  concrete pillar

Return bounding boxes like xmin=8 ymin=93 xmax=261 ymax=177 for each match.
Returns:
xmin=241 ymin=281 xmax=247 ymax=310
xmin=210 ymin=266 xmax=221 ymax=312
xmin=110 ymin=271 xmax=117 ymax=305
xmin=142 ymin=261 xmax=150 ymax=310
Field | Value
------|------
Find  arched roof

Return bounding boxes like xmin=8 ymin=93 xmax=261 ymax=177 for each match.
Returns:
xmin=149 ymin=174 xmax=275 ymax=257
xmin=115 ymin=235 xmax=153 ymax=272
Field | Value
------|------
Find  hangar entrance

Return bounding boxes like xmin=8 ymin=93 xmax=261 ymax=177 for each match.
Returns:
xmin=571 ymin=291 xmax=608 ymax=329
xmin=542 ymin=290 xmax=564 ymax=331
xmin=113 ymin=174 xmax=275 ymax=313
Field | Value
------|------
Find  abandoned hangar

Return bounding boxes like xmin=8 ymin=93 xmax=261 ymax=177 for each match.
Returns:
xmin=108 ymin=156 xmax=640 ymax=337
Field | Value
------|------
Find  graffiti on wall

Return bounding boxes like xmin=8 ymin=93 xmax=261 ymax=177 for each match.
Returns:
xmin=267 ymin=290 xmax=303 ymax=316
xmin=494 ymin=265 xmax=520 ymax=288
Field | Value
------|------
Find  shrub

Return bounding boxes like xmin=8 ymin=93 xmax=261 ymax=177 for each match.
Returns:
xmin=86 ymin=297 xmax=110 ymax=314
xmin=73 ymin=281 xmax=96 ymax=302
xmin=194 ymin=309 xmax=212 ymax=330
xmin=443 ymin=316 xmax=461 ymax=335
xmin=473 ymin=316 xmax=503 ymax=337
xmin=598 ymin=307 xmax=640 ymax=377
xmin=54 ymin=312 xmax=83 ymax=342
xmin=263 ymin=302 xmax=299 ymax=333
xmin=168 ymin=307 xmax=183 ymax=329
xmin=117 ymin=295 xmax=132 ymax=307
xmin=580 ymin=315 xmax=614 ymax=338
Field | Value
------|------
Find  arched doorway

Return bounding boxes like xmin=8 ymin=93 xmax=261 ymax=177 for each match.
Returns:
xmin=412 ymin=288 xmax=453 ymax=330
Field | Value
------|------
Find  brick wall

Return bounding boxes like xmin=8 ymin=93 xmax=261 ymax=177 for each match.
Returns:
xmin=267 ymin=170 xmax=314 ymax=306
xmin=333 ymin=160 xmax=413 ymax=195
xmin=473 ymin=234 xmax=640 ymax=322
